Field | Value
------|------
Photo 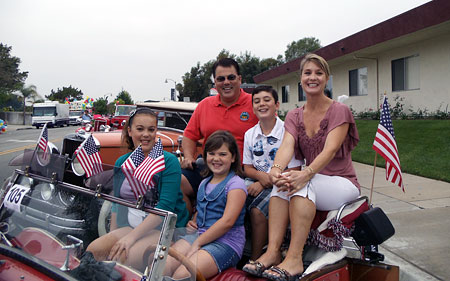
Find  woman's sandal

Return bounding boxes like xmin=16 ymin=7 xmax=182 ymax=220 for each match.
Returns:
xmin=262 ymin=265 xmax=303 ymax=281
xmin=242 ymin=260 xmax=268 ymax=277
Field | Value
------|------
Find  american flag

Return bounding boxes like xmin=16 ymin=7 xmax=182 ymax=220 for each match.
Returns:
xmin=134 ymin=138 xmax=165 ymax=186
xmin=38 ymin=123 xmax=48 ymax=159
xmin=372 ymin=96 xmax=405 ymax=191
xmin=75 ymin=134 xmax=103 ymax=178
xmin=121 ymin=145 xmax=148 ymax=199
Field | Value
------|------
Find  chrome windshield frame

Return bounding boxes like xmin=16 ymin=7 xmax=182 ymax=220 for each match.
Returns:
xmin=2 ymin=168 xmax=178 ymax=281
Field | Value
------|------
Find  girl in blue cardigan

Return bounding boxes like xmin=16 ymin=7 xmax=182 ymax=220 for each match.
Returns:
xmin=86 ymin=108 xmax=188 ymax=272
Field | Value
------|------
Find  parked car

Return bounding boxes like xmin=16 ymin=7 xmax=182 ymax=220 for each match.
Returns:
xmin=110 ymin=104 xmax=136 ymax=130
xmin=69 ymin=110 xmax=83 ymax=126
xmin=86 ymin=101 xmax=201 ymax=166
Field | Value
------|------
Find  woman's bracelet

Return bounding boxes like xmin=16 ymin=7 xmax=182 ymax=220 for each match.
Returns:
xmin=304 ymin=166 xmax=315 ymax=175
xmin=271 ymin=164 xmax=284 ymax=171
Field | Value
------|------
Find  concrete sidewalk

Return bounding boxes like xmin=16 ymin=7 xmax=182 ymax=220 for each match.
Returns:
xmin=2 ymin=124 xmax=34 ymax=131
xmin=354 ymin=162 xmax=450 ymax=281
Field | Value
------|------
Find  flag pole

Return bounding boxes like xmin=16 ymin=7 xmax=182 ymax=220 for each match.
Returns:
xmin=369 ymin=152 xmax=378 ymax=206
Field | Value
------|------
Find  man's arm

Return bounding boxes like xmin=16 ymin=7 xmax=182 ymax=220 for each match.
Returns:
xmin=181 ymin=136 xmax=197 ymax=169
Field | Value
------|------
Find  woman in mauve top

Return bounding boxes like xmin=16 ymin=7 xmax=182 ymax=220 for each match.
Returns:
xmin=251 ymin=54 xmax=361 ymax=280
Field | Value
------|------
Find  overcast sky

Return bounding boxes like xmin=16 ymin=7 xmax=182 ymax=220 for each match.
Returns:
xmin=1 ymin=0 xmax=430 ymax=103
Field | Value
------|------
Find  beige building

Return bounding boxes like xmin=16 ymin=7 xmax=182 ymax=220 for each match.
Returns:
xmin=254 ymin=0 xmax=450 ymax=115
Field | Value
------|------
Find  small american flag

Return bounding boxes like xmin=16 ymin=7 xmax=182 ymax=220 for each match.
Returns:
xmin=134 ymin=138 xmax=165 ymax=186
xmin=121 ymin=145 xmax=148 ymax=199
xmin=75 ymin=135 xmax=103 ymax=178
xmin=38 ymin=123 xmax=48 ymax=159
xmin=372 ymin=96 xmax=404 ymax=191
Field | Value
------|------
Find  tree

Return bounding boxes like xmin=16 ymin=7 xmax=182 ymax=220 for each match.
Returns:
xmin=261 ymin=56 xmax=284 ymax=70
xmin=93 ymin=98 xmax=108 ymax=115
xmin=179 ymin=63 xmax=208 ymax=102
xmin=19 ymin=84 xmax=38 ymax=125
xmin=284 ymin=37 xmax=322 ymax=62
xmin=116 ymin=90 xmax=133 ymax=105
xmin=237 ymin=51 xmax=261 ymax=83
xmin=178 ymin=49 xmax=283 ymax=102
xmin=0 ymin=44 xmax=28 ymax=95
xmin=46 ymin=86 xmax=83 ymax=103
xmin=107 ymin=102 xmax=116 ymax=115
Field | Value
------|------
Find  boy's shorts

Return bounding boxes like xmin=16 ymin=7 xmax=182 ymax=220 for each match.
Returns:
xmin=245 ymin=178 xmax=271 ymax=218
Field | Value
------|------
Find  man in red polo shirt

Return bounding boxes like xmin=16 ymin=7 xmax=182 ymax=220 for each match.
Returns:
xmin=180 ymin=58 xmax=258 ymax=211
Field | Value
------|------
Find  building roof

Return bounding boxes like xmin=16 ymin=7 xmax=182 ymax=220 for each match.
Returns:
xmin=254 ymin=0 xmax=450 ymax=83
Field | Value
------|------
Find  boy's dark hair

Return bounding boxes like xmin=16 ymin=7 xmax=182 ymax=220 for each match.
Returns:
xmin=251 ymin=85 xmax=278 ymax=103
xmin=212 ymin=58 xmax=240 ymax=78
xmin=201 ymin=130 xmax=244 ymax=178
xmin=122 ymin=107 xmax=157 ymax=150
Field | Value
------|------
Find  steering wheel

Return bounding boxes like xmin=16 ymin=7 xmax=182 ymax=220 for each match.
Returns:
xmin=143 ymin=244 xmax=206 ymax=281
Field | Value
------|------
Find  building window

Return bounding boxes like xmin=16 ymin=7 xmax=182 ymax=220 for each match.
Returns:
xmin=298 ymin=83 xmax=306 ymax=101
xmin=392 ymin=54 xmax=420 ymax=91
xmin=282 ymin=85 xmax=289 ymax=103
xmin=349 ymin=67 xmax=368 ymax=96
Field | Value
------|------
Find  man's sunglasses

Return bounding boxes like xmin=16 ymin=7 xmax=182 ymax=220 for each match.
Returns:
xmin=215 ymin=74 xmax=237 ymax=82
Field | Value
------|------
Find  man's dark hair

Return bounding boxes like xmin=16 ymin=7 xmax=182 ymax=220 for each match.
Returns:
xmin=252 ymin=85 xmax=278 ymax=103
xmin=212 ymin=58 xmax=240 ymax=78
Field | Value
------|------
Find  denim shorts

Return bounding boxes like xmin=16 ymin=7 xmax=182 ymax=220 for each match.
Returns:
xmin=182 ymin=233 xmax=240 ymax=272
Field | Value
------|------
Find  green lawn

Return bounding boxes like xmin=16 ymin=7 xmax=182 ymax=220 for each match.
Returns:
xmin=352 ymin=120 xmax=450 ymax=182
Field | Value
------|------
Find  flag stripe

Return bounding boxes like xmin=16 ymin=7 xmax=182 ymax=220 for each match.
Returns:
xmin=75 ymin=135 xmax=103 ymax=177
xmin=374 ymin=125 xmax=400 ymax=163
xmin=372 ymin=96 xmax=404 ymax=191
xmin=121 ymin=145 xmax=148 ymax=199
xmin=37 ymin=124 xmax=49 ymax=160
xmin=134 ymin=139 xmax=166 ymax=187
xmin=372 ymin=140 xmax=401 ymax=173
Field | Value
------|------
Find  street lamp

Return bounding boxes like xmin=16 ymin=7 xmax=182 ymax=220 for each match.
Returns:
xmin=165 ymin=78 xmax=177 ymax=101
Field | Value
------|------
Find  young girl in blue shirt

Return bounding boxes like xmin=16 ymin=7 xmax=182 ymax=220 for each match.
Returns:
xmin=164 ymin=130 xmax=248 ymax=279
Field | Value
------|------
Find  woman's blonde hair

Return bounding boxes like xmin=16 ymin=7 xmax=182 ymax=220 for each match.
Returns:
xmin=300 ymin=53 xmax=330 ymax=78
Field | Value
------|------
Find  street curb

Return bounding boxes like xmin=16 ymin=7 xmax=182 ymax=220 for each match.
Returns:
xmin=16 ymin=127 xmax=34 ymax=130
xmin=380 ymin=246 xmax=442 ymax=281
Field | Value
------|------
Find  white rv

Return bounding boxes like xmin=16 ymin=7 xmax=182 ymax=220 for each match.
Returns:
xmin=32 ymin=101 xmax=70 ymax=128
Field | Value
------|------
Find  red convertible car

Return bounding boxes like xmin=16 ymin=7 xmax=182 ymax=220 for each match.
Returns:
xmin=0 ymin=101 xmax=399 ymax=281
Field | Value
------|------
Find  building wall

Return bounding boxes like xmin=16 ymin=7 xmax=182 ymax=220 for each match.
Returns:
xmin=0 ymin=112 xmax=32 ymax=125
xmin=334 ymin=32 xmax=450 ymax=113
xmin=271 ymin=31 xmax=450 ymax=115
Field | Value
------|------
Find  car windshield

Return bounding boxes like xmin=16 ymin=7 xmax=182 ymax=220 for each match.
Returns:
xmin=114 ymin=105 xmax=136 ymax=116
xmin=0 ymin=150 xmax=197 ymax=281
xmin=33 ymin=107 xmax=56 ymax=117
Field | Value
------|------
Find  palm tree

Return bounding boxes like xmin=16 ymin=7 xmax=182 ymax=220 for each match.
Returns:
xmin=19 ymin=84 xmax=38 ymax=125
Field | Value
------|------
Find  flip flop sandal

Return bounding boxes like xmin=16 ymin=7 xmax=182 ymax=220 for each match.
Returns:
xmin=262 ymin=265 xmax=303 ymax=281
xmin=242 ymin=260 xmax=268 ymax=277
